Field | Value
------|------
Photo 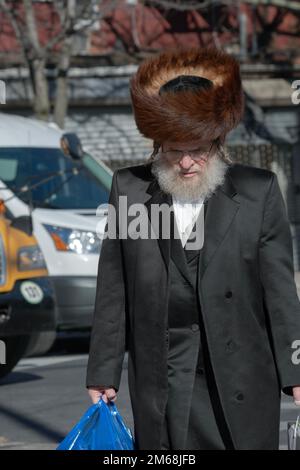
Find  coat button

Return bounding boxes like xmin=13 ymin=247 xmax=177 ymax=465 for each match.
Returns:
xmin=226 ymin=340 xmax=236 ymax=352
xmin=225 ymin=290 xmax=233 ymax=299
xmin=191 ymin=323 xmax=199 ymax=332
xmin=235 ymin=392 xmax=244 ymax=401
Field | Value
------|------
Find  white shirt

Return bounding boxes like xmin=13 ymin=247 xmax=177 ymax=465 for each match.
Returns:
xmin=172 ymin=196 xmax=205 ymax=247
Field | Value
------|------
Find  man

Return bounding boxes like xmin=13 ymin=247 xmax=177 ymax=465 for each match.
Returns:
xmin=86 ymin=47 xmax=300 ymax=450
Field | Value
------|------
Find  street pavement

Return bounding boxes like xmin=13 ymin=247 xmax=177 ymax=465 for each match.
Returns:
xmin=0 ymin=344 xmax=298 ymax=450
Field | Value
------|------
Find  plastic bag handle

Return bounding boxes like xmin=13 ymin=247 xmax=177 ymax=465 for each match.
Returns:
xmin=294 ymin=415 xmax=300 ymax=440
xmin=97 ymin=396 xmax=117 ymax=411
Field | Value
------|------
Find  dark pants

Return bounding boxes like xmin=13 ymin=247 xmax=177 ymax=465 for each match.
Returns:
xmin=161 ymin=370 xmax=228 ymax=450
xmin=185 ymin=371 xmax=226 ymax=450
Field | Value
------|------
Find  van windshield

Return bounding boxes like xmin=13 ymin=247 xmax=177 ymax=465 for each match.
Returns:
xmin=0 ymin=148 xmax=111 ymax=209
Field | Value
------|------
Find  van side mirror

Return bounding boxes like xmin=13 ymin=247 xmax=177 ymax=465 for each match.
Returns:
xmin=60 ymin=133 xmax=84 ymax=160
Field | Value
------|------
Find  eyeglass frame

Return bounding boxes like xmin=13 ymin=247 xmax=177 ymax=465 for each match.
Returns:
xmin=159 ymin=139 xmax=218 ymax=163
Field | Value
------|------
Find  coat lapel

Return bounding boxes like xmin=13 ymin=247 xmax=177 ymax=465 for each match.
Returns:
xmin=144 ymin=183 xmax=193 ymax=285
xmin=198 ymin=173 xmax=240 ymax=281
xmin=144 ymin=178 xmax=171 ymax=270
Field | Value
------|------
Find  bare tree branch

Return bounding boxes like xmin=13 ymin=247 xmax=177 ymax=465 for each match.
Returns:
xmin=23 ymin=0 xmax=42 ymax=57
xmin=43 ymin=0 xmax=119 ymax=53
xmin=0 ymin=1 xmax=25 ymax=54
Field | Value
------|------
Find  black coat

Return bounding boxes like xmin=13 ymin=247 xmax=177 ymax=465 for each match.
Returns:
xmin=86 ymin=162 xmax=300 ymax=450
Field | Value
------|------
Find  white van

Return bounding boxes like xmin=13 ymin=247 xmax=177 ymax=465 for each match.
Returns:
xmin=0 ymin=113 xmax=112 ymax=332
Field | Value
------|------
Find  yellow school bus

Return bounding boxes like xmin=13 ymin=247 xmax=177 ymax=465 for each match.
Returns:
xmin=0 ymin=202 xmax=56 ymax=379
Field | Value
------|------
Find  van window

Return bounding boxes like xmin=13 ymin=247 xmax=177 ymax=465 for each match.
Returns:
xmin=0 ymin=148 xmax=111 ymax=210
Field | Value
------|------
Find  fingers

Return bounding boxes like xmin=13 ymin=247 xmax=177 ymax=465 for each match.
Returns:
xmin=88 ymin=388 xmax=103 ymax=404
xmin=87 ymin=387 xmax=117 ymax=405
xmin=293 ymin=386 xmax=300 ymax=406
xmin=102 ymin=388 xmax=117 ymax=404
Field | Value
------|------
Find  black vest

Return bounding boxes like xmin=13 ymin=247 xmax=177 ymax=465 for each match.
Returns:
xmin=167 ymin=202 xmax=208 ymax=375
xmin=168 ymin=202 xmax=207 ymax=329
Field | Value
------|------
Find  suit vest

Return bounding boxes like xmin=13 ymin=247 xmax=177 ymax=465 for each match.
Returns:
xmin=167 ymin=201 xmax=208 ymax=377
xmin=168 ymin=202 xmax=207 ymax=329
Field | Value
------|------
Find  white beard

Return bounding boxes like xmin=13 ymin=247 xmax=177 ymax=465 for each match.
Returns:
xmin=151 ymin=150 xmax=231 ymax=203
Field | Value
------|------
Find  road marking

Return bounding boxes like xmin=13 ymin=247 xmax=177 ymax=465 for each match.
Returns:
xmin=14 ymin=354 xmax=88 ymax=371
xmin=279 ymin=445 xmax=288 ymax=450
xmin=0 ymin=441 xmax=56 ymax=450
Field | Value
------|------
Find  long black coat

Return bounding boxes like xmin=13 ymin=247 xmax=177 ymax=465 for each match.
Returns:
xmin=86 ymin=162 xmax=300 ymax=450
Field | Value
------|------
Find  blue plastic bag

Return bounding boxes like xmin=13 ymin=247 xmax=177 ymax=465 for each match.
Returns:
xmin=56 ymin=398 xmax=135 ymax=450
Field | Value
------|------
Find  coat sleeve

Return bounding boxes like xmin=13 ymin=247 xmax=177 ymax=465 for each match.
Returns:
xmin=86 ymin=169 xmax=126 ymax=392
xmin=259 ymin=172 xmax=300 ymax=396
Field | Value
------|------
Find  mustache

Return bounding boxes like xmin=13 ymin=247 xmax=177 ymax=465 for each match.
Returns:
xmin=150 ymin=151 xmax=230 ymax=202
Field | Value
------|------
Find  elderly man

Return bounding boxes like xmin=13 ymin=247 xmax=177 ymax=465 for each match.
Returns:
xmin=86 ymin=47 xmax=300 ymax=450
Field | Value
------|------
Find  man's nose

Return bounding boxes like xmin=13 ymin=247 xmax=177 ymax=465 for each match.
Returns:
xmin=179 ymin=155 xmax=193 ymax=169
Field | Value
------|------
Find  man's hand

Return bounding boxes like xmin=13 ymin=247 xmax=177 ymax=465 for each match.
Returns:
xmin=293 ymin=386 xmax=300 ymax=406
xmin=88 ymin=386 xmax=117 ymax=404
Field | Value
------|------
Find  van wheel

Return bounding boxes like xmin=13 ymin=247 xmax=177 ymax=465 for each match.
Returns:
xmin=0 ymin=335 xmax=31 ymax=380
xmin=24 ymin=331 xmax=56 ymax=357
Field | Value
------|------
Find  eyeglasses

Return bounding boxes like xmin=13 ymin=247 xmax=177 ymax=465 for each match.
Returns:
xmin=160 ymin=140 xmax=216 ymax=162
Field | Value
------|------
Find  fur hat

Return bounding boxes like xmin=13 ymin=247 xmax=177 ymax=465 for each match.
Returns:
xmin=130 ymin=47 xmax=244 ymax=144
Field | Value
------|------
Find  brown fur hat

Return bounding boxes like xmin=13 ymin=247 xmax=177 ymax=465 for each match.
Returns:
xmin=130 ymin=47 xmax=244 ymax=143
